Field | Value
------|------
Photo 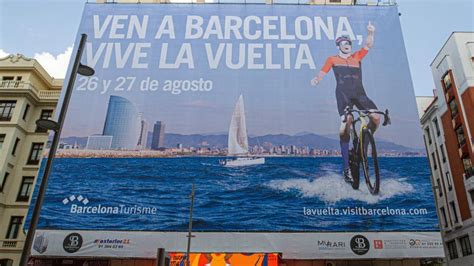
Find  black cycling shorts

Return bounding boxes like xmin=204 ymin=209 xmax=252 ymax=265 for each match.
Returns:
xmin=336 ymin=87 xmax=377 ymax=116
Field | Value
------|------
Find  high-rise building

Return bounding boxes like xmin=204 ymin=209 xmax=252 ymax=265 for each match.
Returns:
xmin=102 ymin=95 xmax=141 ymax=150
xmin=151 ymin=121 xmax=165 ymax=150
xmin=0 ymin=54 xmax=62 ymax=265
xmin=137 ymin=117 xmax=149 ymax=150
xmin=419 ymin=32 xmax=474 ymax=266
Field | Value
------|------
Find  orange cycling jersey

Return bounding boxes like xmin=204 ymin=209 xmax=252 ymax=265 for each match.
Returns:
xmin=321 ymin=48 xmax=368 ymax=87
xmin=319 ymin=47 xmax=377 ymax=116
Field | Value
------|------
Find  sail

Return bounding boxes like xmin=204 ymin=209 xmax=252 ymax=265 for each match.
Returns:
xmin=228 ymin=95 xmax=249 ymax=155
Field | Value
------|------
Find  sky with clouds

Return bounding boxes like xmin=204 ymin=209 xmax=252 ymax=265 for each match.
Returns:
xmin=0 ymin=0 xmax=473 ymax=94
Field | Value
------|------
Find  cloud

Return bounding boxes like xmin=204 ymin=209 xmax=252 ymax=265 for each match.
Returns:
xmin=34 ymin=46 xmax=73 ymax=79
xmin=0 ymin=49 xmax=10 ymax=58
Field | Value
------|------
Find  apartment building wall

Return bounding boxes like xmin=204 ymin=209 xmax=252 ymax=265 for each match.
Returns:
xmin=427 ymin=31 xmax=474 ymax=266
xmin=0 ymin=54 xmax=62 ymax=266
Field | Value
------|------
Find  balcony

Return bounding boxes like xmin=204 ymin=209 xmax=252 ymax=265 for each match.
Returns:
xmin=0 ymin=239 xmax=24 ymax=251
xmin=0 ymin=81 xmax=61 ymax=102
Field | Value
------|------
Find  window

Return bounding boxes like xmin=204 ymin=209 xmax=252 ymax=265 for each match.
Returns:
xmin=5 ymin=216 xmax=23 ymax=239
xmin=432 ymin=152 xmax=437 ymax=170
xmin=459 ymin=235 xmax=472 ymax=256
xmin=447 ymin=240 xmax=458 ymax=260
xmin=0 ymin=100 xmax=16 ymax=121
xmin=16 ymin=176 xmax=34 ymax=202
xmin=436 ymin=179 xmax=442 ymax=197
xmin=440 ymin=144 xmax=446 ymax=163
xmin=443 ymin=72 xmax=452 ymax=91
xmin=0 ymin=259 xmax=14 ymax=266
xmin=425 ymin=127 xmax=432 ymax=145
xmin=470 ymin=190 xmax=474 ymax=206
xmin=440 ymin=207 xmax=448 ymax=228
xmin=36 ymin=109 xmax=53 ymax=133
xmin=456 ymin=126 xmax=466 ymax=146
xmin=27 ymin=143 xmax=43 ymax=165
xmin=433 ymin=118 xmax=440 ymax=136
xmin=11 ymin=137 xmax=20 ymax=156
xmin=0 ymin=134 xmax=5 ymax=150
xmin=446 ymin=172 xmax=453 ymax=191
xmin=2 ymin=76 xmax=14 ymax=81
xmin=450 ymin=201 xmax=459 ymax=224
xmin=0 ymin=172 xmax=9 ymax=192
xmin=449 ymin=99 xmax=459 ymax=117
xmin=22 ymin=104 xmax=30 ymax=120
xmin=463 ymin=158 xmax=474 ymax=178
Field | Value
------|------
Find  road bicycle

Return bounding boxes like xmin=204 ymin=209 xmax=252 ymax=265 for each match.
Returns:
xmin=343 ymin=107 xmax=391 ymax=195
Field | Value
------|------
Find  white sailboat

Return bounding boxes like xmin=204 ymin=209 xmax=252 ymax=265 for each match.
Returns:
xmin=220 ymin=95 xmax=265 ymax=167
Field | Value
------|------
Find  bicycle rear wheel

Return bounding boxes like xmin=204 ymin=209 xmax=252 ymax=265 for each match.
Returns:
xmin=361 ymin=128 xmax=380 ymax=195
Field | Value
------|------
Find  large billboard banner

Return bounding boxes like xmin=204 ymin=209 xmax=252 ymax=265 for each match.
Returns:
xmin=29 ymin=3 xmax=443 ymax=259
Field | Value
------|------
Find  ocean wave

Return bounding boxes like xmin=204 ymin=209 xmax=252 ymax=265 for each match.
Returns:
xmin=266 ymin=172 xmax=414 ymax=204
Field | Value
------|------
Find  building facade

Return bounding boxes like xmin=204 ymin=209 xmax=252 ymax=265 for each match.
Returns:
xmin=137 ymin=118 xmax=149 ymax=150
xmin=0 ymin=54 xmax=62 ymax=265
xmin=420 ymin=32 xmax=474 ymax=266
xmin=151 ymin=121 xmax=165 ymax=150
xmin=102 ymin=95 xmax=141 ymax=150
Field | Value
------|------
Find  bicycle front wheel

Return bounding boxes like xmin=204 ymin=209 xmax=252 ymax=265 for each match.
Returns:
xmin=361 ymin=128 xmax=380 ymax=195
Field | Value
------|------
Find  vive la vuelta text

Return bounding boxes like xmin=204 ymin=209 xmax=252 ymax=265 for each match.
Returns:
xmin=84 ymin=14 xmax=366 ymax=70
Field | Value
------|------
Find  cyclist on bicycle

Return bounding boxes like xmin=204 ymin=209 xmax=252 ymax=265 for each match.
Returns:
xmin=311 ymin=21 xmax=381 ymax=183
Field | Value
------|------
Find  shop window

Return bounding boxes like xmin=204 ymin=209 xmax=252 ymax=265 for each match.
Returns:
xmin=11 ymin=137 xmax=20 ymax=156
xmin=16 ymin=176 xmax=34 ymax=202
xmin=463 ymin=158 xmax=474 ymax=179
xmin=0 ymin=100 xmax=16 ymax=121
xmin=450 ymin=201 xmax=459 ymax=224
xmin=447 ymin=240 xmax=459 ymax=259
xmin=0 ymin=172 xmax=9 ymax=192
xmin=459 ymin=235 xmax=472 ymax=256
xmin=5 ymin=216 xmax=23 ymax=239
xmin=27 ymin=143 xmax=43 ymax=165
xmin=22 ymin=104 xmax=30 ymax=120
xmin=36 ymin=109 xmax=53 ymax=133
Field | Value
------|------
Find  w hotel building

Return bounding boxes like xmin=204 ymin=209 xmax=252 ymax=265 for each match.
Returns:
xmin=420 ymin=32 xmax=474 ymax=265
xmin=0 ymin=54 xmax=61 ymax=265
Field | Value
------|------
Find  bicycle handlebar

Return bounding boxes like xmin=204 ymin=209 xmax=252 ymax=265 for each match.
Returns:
xmin=343 ymin=106 xmax=391 ymax=126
